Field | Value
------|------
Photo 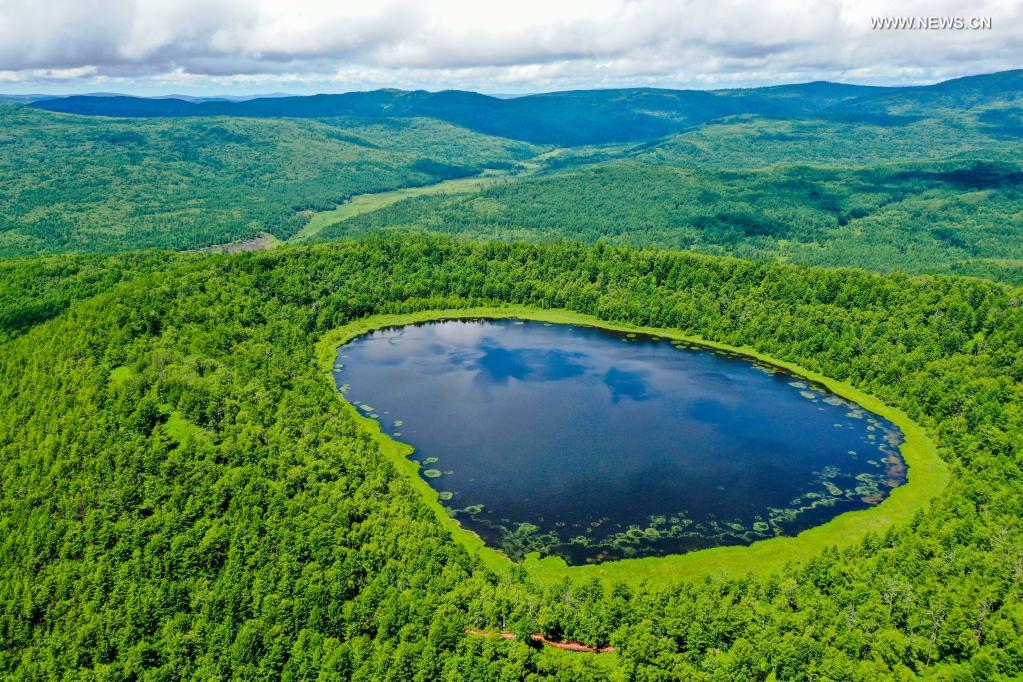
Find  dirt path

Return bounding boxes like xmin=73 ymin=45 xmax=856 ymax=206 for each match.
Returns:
xmin=465 ymin=628 xmax=615 ymax=654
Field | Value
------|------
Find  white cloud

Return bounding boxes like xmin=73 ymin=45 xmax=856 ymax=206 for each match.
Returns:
xmin=0 ymin=0 xmax=1020 ymax=93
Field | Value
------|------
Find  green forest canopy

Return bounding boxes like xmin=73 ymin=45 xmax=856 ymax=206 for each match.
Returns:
xmin=3 ymin=69 xmax=1023 ymax=286
xmin=1 ymin=235 xmax=1022 ymax=679
xmin=3 ymin=72 xmax=1023 ymax=678
xmin=0 ymin=107 xmax=537 ymax=256
xmin=313 ymin=158 xmax=1023 ymax=284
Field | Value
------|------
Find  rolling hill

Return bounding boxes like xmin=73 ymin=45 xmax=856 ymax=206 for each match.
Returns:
xmin=31 ymin=73 xmax=1017 ymax=145
xmin=0 ymin=108 xmax=537 ymax=256
xmin=310 ymin=159 xmax=1023 ymax=283
xmin=27 ymin=85 xmax=878 ymax=145
xmin=2 ymin=69 xmax=1021 ymax=285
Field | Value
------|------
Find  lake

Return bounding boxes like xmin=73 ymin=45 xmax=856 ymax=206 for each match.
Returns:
xmin=334 ymin=318 xmax=906 ymax=564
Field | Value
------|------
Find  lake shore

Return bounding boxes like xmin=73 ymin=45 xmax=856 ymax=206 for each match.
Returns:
xmin=317 ymin=305 xmax=949 ymax=585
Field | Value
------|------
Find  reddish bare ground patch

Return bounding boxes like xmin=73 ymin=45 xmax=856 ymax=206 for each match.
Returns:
xmin=465 ymin=628 xmax=614 ymax=653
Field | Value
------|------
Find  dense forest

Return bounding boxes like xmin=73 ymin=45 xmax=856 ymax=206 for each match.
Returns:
xmin=2 ymin=69 xmax=1023 ymax=679
xmin=314 ymin=158 xmax=1023 ymax=284
xmin=0 ymin=108 xmax=536 ymax=256
xmin=1 ymin=235 xmax=1022 ymax=679
xmin=5 ymin=71 xmax=1023 ymax=286
xmin=28 ymin=70 xmax=1023 ymax=146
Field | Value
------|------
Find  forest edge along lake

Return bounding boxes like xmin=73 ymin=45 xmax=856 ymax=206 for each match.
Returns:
xmin=317 ymin=307 xmax=948 ymax=584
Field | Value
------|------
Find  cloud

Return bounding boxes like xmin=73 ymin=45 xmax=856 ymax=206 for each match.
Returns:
xmin=0 ymin=0 xmax=1020 ymax=93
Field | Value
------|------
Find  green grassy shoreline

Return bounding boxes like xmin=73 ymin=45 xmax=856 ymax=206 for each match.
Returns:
xmin=316 ymin=306 xmax=948 ymax=585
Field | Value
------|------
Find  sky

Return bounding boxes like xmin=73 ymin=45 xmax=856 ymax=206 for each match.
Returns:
xmin=0 ymin=0 xmax=1020 ymax=96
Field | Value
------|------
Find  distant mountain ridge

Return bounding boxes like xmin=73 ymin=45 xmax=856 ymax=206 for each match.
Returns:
xmin=27 ymin=70 xmax=1023 ymax=145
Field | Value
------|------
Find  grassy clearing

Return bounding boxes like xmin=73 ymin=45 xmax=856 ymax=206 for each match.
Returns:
xmin=110 ymin=365 xmax=206 ymax=445
xmin=292 ymin=172 xmax=519 ymax=243
xmin=317 ymin=306 xmax=948 ymax=585
xmin=108 ymin=365 xmax=138 ymax=387
xmin=162 ymin=409 xmax=205 ymax=445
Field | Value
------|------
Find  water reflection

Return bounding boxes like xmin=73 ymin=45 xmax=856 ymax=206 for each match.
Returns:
xmin=466 ymin=340 xmax=588 ymax=384
xmin=604 ymin=367 xmax=655 ymax=402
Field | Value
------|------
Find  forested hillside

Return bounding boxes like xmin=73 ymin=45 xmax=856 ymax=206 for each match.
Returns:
xmin=314 ymin=159 xmax=1023 ymax=284
xmin=0 ymin=108 xmax=537 ymax=256
xmin=0 ymin=251 xmax=191 ymax=341
xmin=28 ymin=83 xmax=881 ymax=146
xmin=0 ymin=70 xmax=1020 ymax=284
xmin=5 ymin=0 xmax=1023 ymax=673
xmin=29 ymin=70 xmax=1023 ymax=145
xmin=633 ymin=116 xmax=1021 ymax=168
xmin=299 ymin=73 xmax=1023 ymax=285
xmin=1 ymin=235 xmax=1022 ymax=678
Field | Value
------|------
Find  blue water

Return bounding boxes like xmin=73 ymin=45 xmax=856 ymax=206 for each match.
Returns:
xmin=334 ymin=319 xmax=905 ymax=564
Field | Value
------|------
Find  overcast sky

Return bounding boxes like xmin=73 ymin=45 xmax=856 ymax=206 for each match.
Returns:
xmin=0 ymin=0 xmax=1020 ymax=95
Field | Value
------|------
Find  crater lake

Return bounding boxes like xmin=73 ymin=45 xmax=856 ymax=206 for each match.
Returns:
xmin=334 ymin=319 xmax=906 ymax=564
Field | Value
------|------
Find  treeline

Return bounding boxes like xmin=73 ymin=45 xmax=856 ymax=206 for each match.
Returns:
xmin=1 ymin=234 xmax=1021 ymax=679
xmin=30 ymin=70 xmax=1023 ymax=147
xmin=0 ymin=108 xmax=537 ymax=257
xmin=317 ymin=159 xmax=1023 ymax=284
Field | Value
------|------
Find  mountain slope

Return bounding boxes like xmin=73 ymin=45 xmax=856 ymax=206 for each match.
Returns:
xmin=29 ymin=71 xmax=1023 ymax=145
xmin=0 ymin=108 xmax=537 ymax=256
xmin=831 ymin=69 xmax=1023 ymax=117
xmin=311 ymin=158 xmax=1023 ymax=284
xmin=16 ymin=79 xmax=913 ymax=145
